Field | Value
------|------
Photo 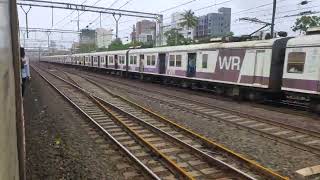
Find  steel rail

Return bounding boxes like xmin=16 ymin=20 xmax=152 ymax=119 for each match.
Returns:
xmin=78 ymin=74 xmax=289 ymax=180
xmin=93 ymin=75 xmax=320 ymax=156
xmin=33 ymin=65 xmax=195 ymax=180
xmin=80 ymin=71 xmax=320 ymax=139
xmin=93 ymin=95 xmax=258 ymax=180
xmin=31 ymin=65 xmax=161 ymax=180
xmin=75 ymin=71 xmax=320 ymax=156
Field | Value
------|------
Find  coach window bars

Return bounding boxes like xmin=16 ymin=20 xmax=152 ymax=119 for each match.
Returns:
xmin=147 ymin=56 xmax=151 ymax=65
xmin=133 ymin=56 xmax=137 ymax=65
xmin=130 ymin=56 xmax=134 ymax=64
xmin=169 ymin=55 xmax=175 ymax=67
xmin=151 ymin=55 xmax=156 ymax=66
xmin=100 ymin=56 xmax=105 ymax=63
xmin=176 ymin=55 xmax=182 ymax=67
xmin=202 ymin=54 xmax=208 ymax=69
xmin=287 ymin=52 xmax=306 ymax=74
xmin=109 ymin=56 xmax=114 ymax=64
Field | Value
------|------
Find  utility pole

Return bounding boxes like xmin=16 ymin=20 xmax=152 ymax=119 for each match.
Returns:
xmin=271 ymin=0 xmax=277 ymax=38
xmin=100 ymin=12 xmax=102 ymax=28
xmin=113 ymin=13 xmax=121 ymax=40
xmin=20 ymin=5 xmax=32 ymax=38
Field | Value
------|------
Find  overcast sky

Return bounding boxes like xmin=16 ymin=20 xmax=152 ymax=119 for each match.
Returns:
xmin=18 ymin=0 xmax=320 ymax=48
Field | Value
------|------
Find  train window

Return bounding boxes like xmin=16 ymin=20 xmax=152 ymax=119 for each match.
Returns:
xmin=101 ymin=57 xmax=105 ymax=63
xmin=133 ymin=56 xmax=137 ymax=65
xmin=94 ymin=57 xmax=98 ymax=62
xmin=202 ymin=54 xmax=208 ymax=68
xmin=120 ymin=56 xmax=125 ymax=64
xmin=147 ymin=56 xmax=151 ymax=65
xmin=169 ymin=55 xmax=175 ymax=67
xmin=130 ymin=56 xmax=133 ymax=64
xmin=287 ymin=52 xmax=306 ymax=74
xmin=151 ymin=55 xmax=156 ymax=66
xmin=109 ymin=56 xmax=114 ymax=63
xmin=176 ymin=55 xmax=182 ymax=67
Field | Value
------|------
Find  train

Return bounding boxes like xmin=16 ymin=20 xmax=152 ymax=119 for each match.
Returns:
xmin=41 ymin=33 xmax=320 ymax=113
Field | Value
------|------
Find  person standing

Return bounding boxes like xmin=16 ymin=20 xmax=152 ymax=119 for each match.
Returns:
xmin=20 ymin=47 xmax=27 ymax=96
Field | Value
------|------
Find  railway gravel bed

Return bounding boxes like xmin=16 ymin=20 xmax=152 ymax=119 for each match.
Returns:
xmin=58 ymin=64 xmax=320 ymax=132
xmin=73 ymin=71 xmax=320 ymax=156
xmin=35 ymin=66 xmax=273 ymax=180
xmin=24 ymin=68 xmax=129 ymax=179
xmin=47 ymin=65 xmax=320 ymax=178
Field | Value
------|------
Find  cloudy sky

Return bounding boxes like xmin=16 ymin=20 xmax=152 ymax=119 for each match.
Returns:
xmin=18 ymin=0 xmax=320 ymax=48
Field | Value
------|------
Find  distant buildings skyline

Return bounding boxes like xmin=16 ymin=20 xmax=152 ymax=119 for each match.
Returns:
xmin=195 ymin=7 xmax=231 ymax=38
xmin=131 ymin=20 xmax=156 ymax=44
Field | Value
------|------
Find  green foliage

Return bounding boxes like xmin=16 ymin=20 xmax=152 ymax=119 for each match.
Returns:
xmin=292 ymin=15 xmax=320 ymax=34
xmin=164 ymin=29 xmax=186 ymax=46
xmin=108 ymin=39 xmax=127 ymax=51
xmin=179 ymin=10 xmax=198 ymax=30
xmin=225 ymin=31 xmax=234 ymax=37
xmin=78 ymin=43 xmax=96 ymax=53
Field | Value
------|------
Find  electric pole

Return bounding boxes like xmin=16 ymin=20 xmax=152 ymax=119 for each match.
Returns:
xmin=271 ymin=0 xmax=277 ymax=38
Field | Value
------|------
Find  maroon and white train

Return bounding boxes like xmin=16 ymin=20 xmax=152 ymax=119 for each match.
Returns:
xmin=42 ymin=34 xmax=320 ymax=112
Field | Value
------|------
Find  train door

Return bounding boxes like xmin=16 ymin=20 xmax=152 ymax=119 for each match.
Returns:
xmin=159 ymin=53 xmax=166 ymax=74
xmin=91 ymin=56 xmax=94 ymax=66
xmin=115 ymin=55 xmax=118 ymax=69
xmin=139 ymin=54 xmax=144 ymax=72
xmin=253 ymin=50 xmax=265 ymax=84
xmin=98 ymin=56 xmax=100 ymax=67
xmin=105 ymin=55 xmax=108 ymax=68
xmin=187 ymin=53 xmax=197 ymax=77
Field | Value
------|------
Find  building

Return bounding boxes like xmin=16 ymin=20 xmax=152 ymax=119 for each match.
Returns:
xmin=170 ymin=12 xmax=194 ymax=39
xmin=195 ymin=7 xmax=231 ymax=38
xmin=96 ymin=28 xmax=113 ymax=48
xmin=131 ymin=20 xmax=156 ymax=44
xmin=80 ymin=28 xmax=113 ymax=49
xmin=80 ymin=29 xmax=96 ymax=44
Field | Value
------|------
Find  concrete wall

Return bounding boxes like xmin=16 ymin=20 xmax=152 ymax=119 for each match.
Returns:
xmin=0 ymin=0 xmax=20 ymax=179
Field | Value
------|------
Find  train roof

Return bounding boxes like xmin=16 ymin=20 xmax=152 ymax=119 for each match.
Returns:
xmin=130 ymin=38 xmax=282 ymax=54
xmin=46 ymin=37 xmax=284 ymax=58
xmin=287 ymin=34 xmax=320 ymax=47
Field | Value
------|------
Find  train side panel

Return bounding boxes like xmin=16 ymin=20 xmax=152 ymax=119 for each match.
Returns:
xmin=282 ymin=35 xmax=320 ymax=95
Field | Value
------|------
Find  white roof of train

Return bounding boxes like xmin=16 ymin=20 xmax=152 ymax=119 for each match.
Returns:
xmin=131 ymin=38 xmax=281 ymax=54
xmin=46 ymin=37 xmax=284 ymax=57
xmin=287 ymin=34 xmax=320 ymax=47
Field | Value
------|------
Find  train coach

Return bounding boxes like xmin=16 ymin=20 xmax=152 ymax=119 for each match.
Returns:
xmin=282 ymin=34 xmax=320 ymax=111
xmin=41 ymin=34 xmax=320 ymax=112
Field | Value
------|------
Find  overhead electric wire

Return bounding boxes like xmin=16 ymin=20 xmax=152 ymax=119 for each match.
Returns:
xmin=53 ymin=0 xmax=88 ymax=28
xmin=88 ymin=0 xmax=133 ymax=29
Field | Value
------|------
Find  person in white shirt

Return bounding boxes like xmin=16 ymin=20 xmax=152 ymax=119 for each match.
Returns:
xmin=24 ymin=56 xmax=30 ymax=79
xmin=21 ymin=47 xmax=27 ymax=96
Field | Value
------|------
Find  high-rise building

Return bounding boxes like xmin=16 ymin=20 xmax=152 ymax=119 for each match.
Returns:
xmin=80 ymin=29 xmax=96 ymax=44
xmin=95 ymin=28 xmax=113 ymax=48
xmin=170 ymin=12 xmax=194 ymax=39
xmin=195 ymin=7 xmax=231 ymax=38
xmin=131 ymin=20 xmax=156 ymax=44
xmin=80 ymin=28 xmax=113 ymax=49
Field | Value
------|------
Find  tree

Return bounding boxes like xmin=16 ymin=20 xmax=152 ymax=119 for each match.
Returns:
xmin=292 ymin=15 xmax=320 ymax=34
xmin=179 ymin=10 xmax=198 ymax=39
xmin=78 ymin=43 xmax=96 ymax=53
xmin=164 ymin=29 xmax=187 ymax=46
xmin=108 ymin=39 xmax=127 ymax=51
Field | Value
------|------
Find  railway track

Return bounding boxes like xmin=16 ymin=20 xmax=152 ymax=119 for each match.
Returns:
xmin=38 ymin=65 xmax=290 ymax=180
xmin=33 ymin=65 xmax=288 ymax=180
xmin=66 ymin=70 xmax=320 ymax=157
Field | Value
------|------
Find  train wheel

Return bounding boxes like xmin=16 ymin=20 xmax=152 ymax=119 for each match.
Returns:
xmin=248 ymin=92 xmax=263 ymax=102
xmin=310 ymin=101 xmax=320 ymax=114
xmin=215 ymin=87 xmax=225 ymax=96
